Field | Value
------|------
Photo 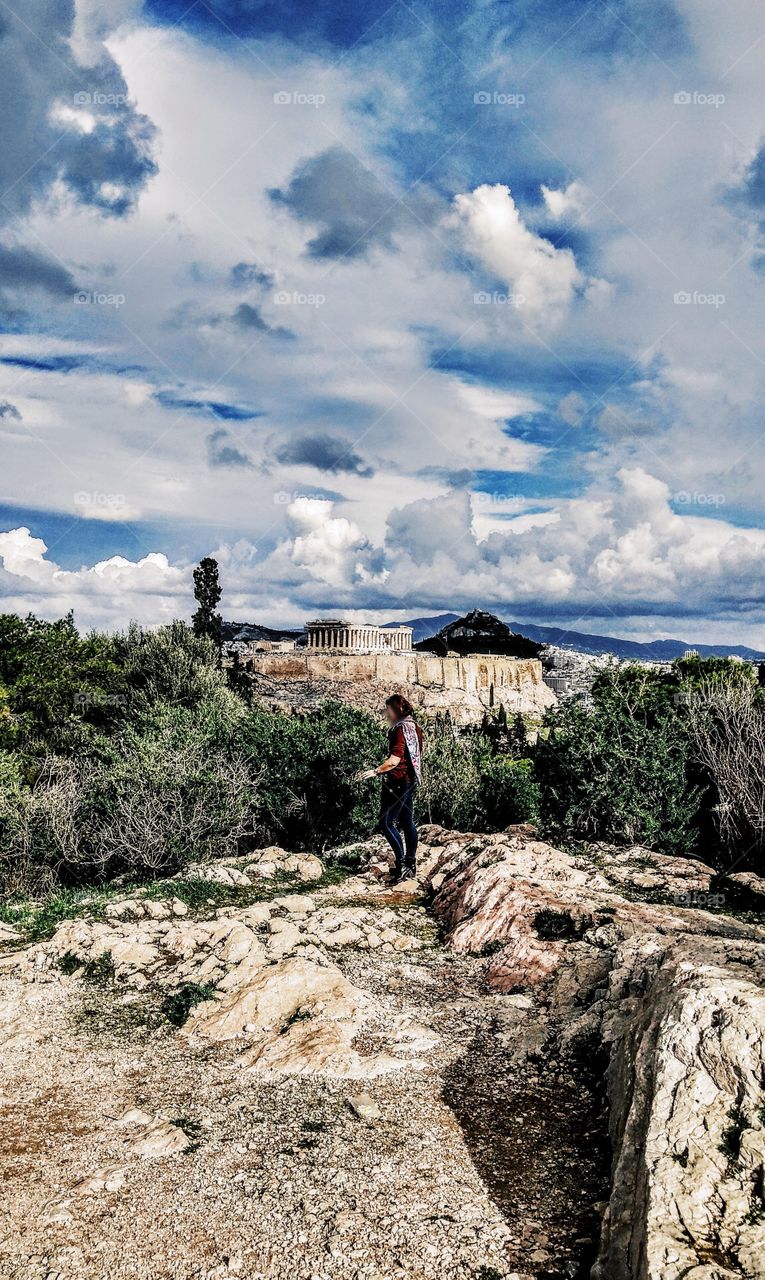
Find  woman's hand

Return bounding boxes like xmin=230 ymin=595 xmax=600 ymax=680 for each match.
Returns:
xmin=354 ymin=768 xmax=377 ymax=782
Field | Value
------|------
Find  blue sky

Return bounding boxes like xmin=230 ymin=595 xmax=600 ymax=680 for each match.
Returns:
xmin=0 ymin=0 xmax=764 ymax=641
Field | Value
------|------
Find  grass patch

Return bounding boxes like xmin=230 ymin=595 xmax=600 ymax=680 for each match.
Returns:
xmin=55 ymin=949 xmax=115 ymax=983
xmin=0 ymin=888 xmax=117 ymax=943
xmin=163 ymin=982 xmax=217 ymax=1027
xmin=0 ymin=861 xmax=355 ymax=943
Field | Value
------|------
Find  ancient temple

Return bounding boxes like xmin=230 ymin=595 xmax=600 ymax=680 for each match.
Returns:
xmin=305 ymin=619 xmax=413 ymax=651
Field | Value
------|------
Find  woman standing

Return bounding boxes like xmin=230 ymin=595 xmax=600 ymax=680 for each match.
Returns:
xmin=355 ymin=694 xmax=423 ymax=884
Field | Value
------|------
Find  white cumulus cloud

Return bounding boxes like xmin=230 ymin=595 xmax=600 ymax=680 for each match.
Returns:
xmin=452 ymin=183 xmax=607 ymax=325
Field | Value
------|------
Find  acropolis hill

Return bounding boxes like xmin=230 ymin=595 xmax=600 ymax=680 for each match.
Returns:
xmin=228 ymin=614 xmax=556 ymax=724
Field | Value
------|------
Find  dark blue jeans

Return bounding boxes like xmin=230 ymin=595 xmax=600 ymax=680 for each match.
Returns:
xmin=378 ymin=776 xmax=418 ymax=872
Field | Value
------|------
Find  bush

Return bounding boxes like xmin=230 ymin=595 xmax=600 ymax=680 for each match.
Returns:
xmin=0 ymin=700 xmax=255 ymax=893
xmin=685 ymin=672 xmax=765 ymax=867
xmin=239 ymin=701 xmax=381 ymax=849
xmin=0 ymin=612 xmax=124 ymax=759
xmin=418 ymin=725 xmax=539 ymax=831
xmin=535 ymin=665 xmax=703 ymax=856
xmin=477 ymin=755 xmax=540 ymax=829
xmin=113 ymin=621 xmax=234 ymax=715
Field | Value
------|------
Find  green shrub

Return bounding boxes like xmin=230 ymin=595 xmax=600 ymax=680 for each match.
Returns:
xmin=239 ymin=701 xmax=381 ymax=849
xmin=0 ymin=612 xmax=124 ymax=759
xmin=418 ymin=726 xmax=539 ymax=831
xmin=113 ymin=621 xmax=235 ymax=715
xmin=535 ymin=665 xmax=703 ymax=856
xmin=163 ymin=982 xmax=216 ymax=1026
xmin=0 ymin=700 xmax=255 ymax=892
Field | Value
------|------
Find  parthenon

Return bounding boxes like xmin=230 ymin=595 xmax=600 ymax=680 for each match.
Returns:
xmin=305 ymin=619 xmax=413 ymax=651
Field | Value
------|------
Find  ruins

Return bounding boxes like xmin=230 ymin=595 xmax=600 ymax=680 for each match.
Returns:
xmin=305 ymin=619 xmax=413 ymax=651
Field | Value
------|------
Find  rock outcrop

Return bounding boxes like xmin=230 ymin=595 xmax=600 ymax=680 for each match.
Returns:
xmin=0 ymin=873 xmax=429 ymax=1080
xmin=4 ymin=830 xmax=765 ymax=1279
xmin=241 ymin=650 xmax=555 ymax=724
xmin=425 ymin=827 xmax=765 ymax=1280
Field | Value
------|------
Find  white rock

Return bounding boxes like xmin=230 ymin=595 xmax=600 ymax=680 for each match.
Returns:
xmin=72 ymin=1165 xmax=129 ymax=1195
xmin=274 ymin=895 xmax=316 ymax=915
xmin=127 ymin=1118 xmax=191 ymax=1158
xmin=348 ymin=1093 xmax=381 ymax=1121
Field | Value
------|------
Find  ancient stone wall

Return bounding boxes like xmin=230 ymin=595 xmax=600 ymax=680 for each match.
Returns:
xmin=242 ymin=651 xmax=556 ymax=724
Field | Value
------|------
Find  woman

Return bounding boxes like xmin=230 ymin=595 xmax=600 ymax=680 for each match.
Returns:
xmin=356 ymin=694 xmax=423 ymax=884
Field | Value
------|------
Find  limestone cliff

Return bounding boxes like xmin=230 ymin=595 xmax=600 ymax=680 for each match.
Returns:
xmin=240 ymin=650 xmax=556 ymax=724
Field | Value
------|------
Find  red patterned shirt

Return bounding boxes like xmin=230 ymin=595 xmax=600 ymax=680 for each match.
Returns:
xmin=388 ymin=721 xmax=423 ymax=782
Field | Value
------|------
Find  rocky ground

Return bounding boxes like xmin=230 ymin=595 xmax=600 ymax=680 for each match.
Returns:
xmin=1 ymin=830 xmax=765 ymax=1280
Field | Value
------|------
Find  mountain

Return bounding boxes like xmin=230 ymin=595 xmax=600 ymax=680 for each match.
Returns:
xmin=382 ymin=613 xmax=460 ymax=644
xmin=502 ymin=620 xmax=765 ymax=663
xmin=412 ymin=609 xmax=544 ymax=659
xmin=221 ymin=621 xmax=303 ymax=644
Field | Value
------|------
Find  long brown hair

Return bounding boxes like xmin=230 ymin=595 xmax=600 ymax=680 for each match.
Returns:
xmin=385 ymin=693 xmax=414 ymax=720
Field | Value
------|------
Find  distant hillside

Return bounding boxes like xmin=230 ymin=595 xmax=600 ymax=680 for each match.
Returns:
xmin=504 ymin=620 xmax=765 ymax=663
xmin=412 ymin=609 xmax=544 ymax=659
xmin=221 ymin=621 xmax=302 ymax=645
xmin=224 ymin=614 xmax=765 ymax=663
xmin=382 ymin=613 xmax=460 ymax=644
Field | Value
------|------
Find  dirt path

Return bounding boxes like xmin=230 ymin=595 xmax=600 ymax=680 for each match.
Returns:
xmin=0 ymin=879 xmax=609 ymax=1280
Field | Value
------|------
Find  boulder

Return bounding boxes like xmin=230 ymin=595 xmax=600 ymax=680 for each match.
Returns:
xmin=182 ymin=956 xmax=363 ymax=1042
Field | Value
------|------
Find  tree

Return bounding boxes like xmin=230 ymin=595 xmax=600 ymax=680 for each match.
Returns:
xmin=191 ymin=557 xmax=222 ymax=650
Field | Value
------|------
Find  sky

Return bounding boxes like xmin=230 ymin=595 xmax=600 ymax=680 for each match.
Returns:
xmin=0 ymin=0 xmax=764 ymax=642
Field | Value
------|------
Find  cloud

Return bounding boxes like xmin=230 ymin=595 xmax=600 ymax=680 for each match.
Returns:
xmin=541 ymin=179 xmax=590 ymax=223
xmin=274 ymin=497 xmax=383 ymax=589
xmin=270 ymin=145 xmax=428 ymax=260
xmin=207 ymin=427 xmax=255 ymax=469
xmin=229 ymin=261 xmax=275 ymax=289
xmin=0 ymin=1 xmax=157 ymax=222
xmin=557 ymin=391 xmax=586 ymax=426
xmin=0 ymin=243 xmax=76 ymax=299
xmin=0 ymin=400 xmax=22 ymax=421
xmin=0 ymin=527 xmax=188 ymax=628
xmin=728 ymin=139 xmax=765 ymax=214
xmin=452 ymin=184 xmax=606 ymax=325
xmin=274 ymin=432 xmax=375 ymax=476
xmin=230 ymin=302 xmax=293 ymax=337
